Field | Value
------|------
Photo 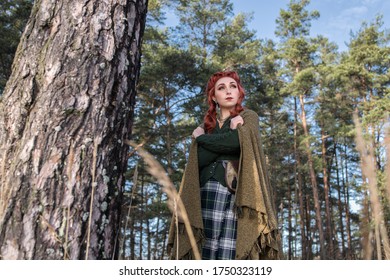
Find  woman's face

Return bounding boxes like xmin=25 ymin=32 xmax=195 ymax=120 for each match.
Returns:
xmin=213 ymin=77 xmax=240 ymax=110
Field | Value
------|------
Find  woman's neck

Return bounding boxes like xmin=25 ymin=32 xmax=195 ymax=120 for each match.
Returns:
xmin=219 ymin=108 xmax=231 ymax=121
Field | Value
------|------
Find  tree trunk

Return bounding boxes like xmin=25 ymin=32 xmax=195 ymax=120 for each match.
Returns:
xmin=361 ymin=189 xmax=372 ymax=259
xmin=294 ymin=97 xmax=307 ymax=259
xmin=342 ymin=143 xmax=352 ymax=259
xmin=354 ymin=114 xmax=390 ymax=260
xmin=153 ymin=194 xmax=161 ymax=260
xmin=287 ymin=171 xmax=293 ymax=260
xmin=305 ymin=192 xmax=313 ymax=259
xmin=0 ymin=0 xmax=148 ymax=259
xmin=321 ymin=126 xmax=333 ymax=258
xmin=130 ymin=216 xmax=135 ymax=260
xmin=299 ymin=94 xmax=326 ymax=259
xmin=146 ymin=215 xmax=151 ymax=260
xmin=334 ymin=143 xmax=346 ymax=258
xmin=139 ymin=172 xmax=145 ymax=259
xmin=385 ymin=127 xmax=390 ymax=204
xmin=161 ymin=224 xmax=168 ymax=260
xmin=296 ymin=160 xmax=307 ymax=259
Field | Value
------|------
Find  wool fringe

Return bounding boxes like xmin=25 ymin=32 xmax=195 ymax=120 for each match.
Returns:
xmin=235 ymin=205 xmax=266 ymax=222
xmin=168 ymin=223 xmax=205 ymax=260
xmin=235 ymin=206 xmax=280 ymax=260
xmin=169 ymin=209 xmax=280 ymax=260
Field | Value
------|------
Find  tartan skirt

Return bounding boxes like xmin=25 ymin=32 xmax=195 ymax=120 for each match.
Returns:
xmin=201 ymin=179 xmax=237 ymax=260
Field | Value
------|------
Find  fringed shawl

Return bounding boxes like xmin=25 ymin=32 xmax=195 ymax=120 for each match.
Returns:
xmin=167 ymin=109 xmax=281 ymax=260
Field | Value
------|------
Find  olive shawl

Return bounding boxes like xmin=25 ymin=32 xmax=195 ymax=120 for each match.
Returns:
xmin=167 ymin=109 xmax=280 ymax=260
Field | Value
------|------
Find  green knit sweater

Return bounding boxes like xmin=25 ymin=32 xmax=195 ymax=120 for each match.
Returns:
xmin=196 ymin=118 xmax=240 ymax=187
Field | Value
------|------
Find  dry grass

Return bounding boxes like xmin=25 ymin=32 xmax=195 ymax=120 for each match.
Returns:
xmin=63 ymin=140 xmax=75 ymax=260
xmin=85 ymin=137 xmax=100 ymax=260
xmin=125 ymin=140 xmax=201 ymax=260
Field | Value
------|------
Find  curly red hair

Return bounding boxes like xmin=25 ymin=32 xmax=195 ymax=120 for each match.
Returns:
xmin=203 ymin=71 xmax=245 ymax=133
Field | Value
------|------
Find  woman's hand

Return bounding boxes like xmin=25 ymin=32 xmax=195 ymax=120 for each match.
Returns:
xmin=192 ymin=126 xmax=205 ymax=138
xmin=230 ymin=115 xmax=244 ymax=129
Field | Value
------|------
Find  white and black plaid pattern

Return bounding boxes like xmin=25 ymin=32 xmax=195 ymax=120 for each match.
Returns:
xmin=201 ymin=179 xmax=237 ymax=260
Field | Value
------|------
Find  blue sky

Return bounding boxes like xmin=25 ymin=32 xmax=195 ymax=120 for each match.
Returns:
xmin=165 ymin=0 xmax=389 ymax=52
xmin=231 ymin=0 xmax=390 ymax=51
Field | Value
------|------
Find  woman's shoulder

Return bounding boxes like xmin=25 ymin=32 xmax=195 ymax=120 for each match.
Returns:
xmin=239 ymin=108 xmax=259 ymax=119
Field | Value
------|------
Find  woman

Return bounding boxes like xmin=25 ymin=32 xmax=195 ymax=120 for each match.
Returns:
xmin=168 ymin=71 xmax=280 ymax=260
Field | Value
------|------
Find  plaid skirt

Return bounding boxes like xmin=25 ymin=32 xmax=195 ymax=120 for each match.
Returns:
xmin=201 ymin=179 xmax=237 ymax=260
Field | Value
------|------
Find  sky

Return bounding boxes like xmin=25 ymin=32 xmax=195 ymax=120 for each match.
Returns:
xmin=165 ymin=0 xmax=390 ymax=52
xmin=230 ymin=0 xmax=390 ymax=51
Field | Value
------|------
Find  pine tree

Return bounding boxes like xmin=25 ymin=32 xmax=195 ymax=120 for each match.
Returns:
xmin=173 ymin=0 xmax=233 ymax=65
xmin=313 ymin=35 xmax=344 ymax=258
xmin=275 ymin=0 xmax=327 ymax=259
xmin=341 ymin=15 xmax=390 ymax=259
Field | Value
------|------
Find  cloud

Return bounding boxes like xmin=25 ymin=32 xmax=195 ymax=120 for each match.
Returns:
xmin=361 ymin=0 xmax=380 ymax=5
xmin=341 ymin=6 xmax=368 ymax=17
xmin=329 ymin=6 xmax=368 ymax=31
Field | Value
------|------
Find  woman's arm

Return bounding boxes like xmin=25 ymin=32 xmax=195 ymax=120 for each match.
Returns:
xmin=197 ymin=145 xmax=219 ymax=168
xmin=196 ymin=129 xmax=240 ymax=154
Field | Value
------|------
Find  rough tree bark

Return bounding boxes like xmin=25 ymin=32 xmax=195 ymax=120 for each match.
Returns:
xmin=0 ymin=0 xmax=148 ymax=259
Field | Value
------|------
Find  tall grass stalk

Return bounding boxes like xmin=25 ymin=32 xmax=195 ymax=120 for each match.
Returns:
xmin=126 ymin=140 xmax=201 ymax=260
xmin=385 ymin=124 xmax=390 ymax=205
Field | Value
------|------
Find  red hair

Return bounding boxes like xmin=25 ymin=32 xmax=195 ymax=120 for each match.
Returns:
xmin=203 ymin=71 xmax=245 ymax=133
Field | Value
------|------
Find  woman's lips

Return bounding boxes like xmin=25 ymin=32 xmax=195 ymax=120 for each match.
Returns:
xmin=225 ymin=97 xmax=233 ymax=100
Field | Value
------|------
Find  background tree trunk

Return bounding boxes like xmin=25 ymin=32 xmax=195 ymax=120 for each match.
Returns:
xmin=299 ymin=94 xmax=326 ymax=259
xmin=321 ymin=126 xmax=334 ymax=258
xmin=0 ymin=0 xmax=148 ymax=259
